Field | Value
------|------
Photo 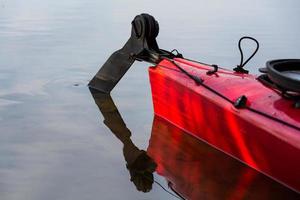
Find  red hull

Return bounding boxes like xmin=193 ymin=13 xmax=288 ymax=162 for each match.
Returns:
xmin=149 ymin=58 xmax=300 ymax=192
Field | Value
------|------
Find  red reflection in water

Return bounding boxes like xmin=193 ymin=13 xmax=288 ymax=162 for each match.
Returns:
xmin=147 ymin=116 xmax=299 ymax=200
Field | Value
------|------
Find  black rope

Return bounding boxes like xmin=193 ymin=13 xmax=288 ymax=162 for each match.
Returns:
xmin=171 ymin=49 xmax=183 ymax=58
xmin=157 ymin=61 xmax=300 ymax=132
xmin=234 ymin=36 xmax=259 ymax=73
xmin=206 ymin=64 xmax=218 ymax=75
xmin=134 ymin=170 xmax=183 ymax=199
xmin=154 ymin=180 xmax=184 ymax=199
xmin=164 ymin=58 xmax=203 ymax=85
xmin=170 ymin=50 xmax=219 ymax=74
xmin=158 ymin=42 xmax=300 ymax=131
xmin=168 ymin=182 xmax=186 ymax=200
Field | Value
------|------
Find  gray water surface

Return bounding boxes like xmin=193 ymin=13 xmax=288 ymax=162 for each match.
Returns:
xmin=0 ymin=0 xmax=300 ymax=199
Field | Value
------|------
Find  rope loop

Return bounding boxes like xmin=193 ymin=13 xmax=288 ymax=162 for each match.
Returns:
xmin=234 ymin=36 xmax=259 ymax=73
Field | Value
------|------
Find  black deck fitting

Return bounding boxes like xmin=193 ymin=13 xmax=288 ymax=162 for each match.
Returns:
xmin=88 ymin=14 xmax=176 ymax=93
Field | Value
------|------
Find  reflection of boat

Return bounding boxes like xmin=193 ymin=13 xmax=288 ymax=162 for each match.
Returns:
xmin=89 ymin=89 xmax=299 ymax=199
xmin=89 ymin=14 xmax=300 ymax=192
xmin=148 ymin=116 xmax=300 ymax=199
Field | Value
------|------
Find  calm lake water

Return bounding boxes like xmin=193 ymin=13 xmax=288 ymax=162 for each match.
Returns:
xmin=0 ymin=0 xmax=300 ymax=199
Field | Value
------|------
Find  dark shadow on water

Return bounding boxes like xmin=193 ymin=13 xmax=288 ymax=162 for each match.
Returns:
xmin=89 ymin=88 xmax=299 ymax=199
xmin=89 ymin=89 xmax=157 ymax=193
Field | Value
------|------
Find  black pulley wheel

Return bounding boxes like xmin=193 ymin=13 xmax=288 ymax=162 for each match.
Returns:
xmin=132 ymin=14 xmax=159 ymax=39
xmin=266 ymin=59 xmax=300 ymax=93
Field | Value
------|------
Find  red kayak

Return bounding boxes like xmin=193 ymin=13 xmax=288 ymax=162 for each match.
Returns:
xmin=88 ymin=14 xmax=300 ymax=193
xmin=149 ymin=58 xmax=300 ymax=192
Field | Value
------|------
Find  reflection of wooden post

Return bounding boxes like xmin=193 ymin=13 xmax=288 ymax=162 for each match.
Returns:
xmin=90 ymin=89 xmax=156 ymax=193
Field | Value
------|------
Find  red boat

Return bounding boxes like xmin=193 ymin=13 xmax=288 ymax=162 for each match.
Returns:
xmin=89 ymin=14 xmax=300 ymax=193
xmin=149 ymin=58 xmax=300 ymax=192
